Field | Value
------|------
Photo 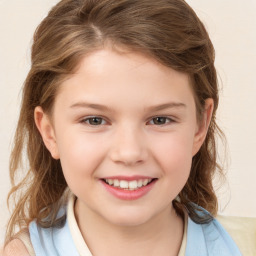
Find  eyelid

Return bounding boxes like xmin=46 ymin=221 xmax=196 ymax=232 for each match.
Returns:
xmin=78 ymin=115 xmax=177 ymax=126
xmin=80 ymin=116 xmax=108 ymax=126
xmin=147 ymin=116 xmax=176 ymax=125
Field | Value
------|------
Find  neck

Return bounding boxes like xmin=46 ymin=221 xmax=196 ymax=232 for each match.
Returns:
xmin=74 ymin=199 xmax=184 ymax=256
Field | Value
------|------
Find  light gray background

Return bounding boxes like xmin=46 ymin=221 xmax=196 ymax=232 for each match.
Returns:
xmin=0 ymin=0 xmax=256 ymax=243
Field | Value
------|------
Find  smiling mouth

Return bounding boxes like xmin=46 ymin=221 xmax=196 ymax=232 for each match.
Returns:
xmin=102 ymin=178 xmax=157 ymax=190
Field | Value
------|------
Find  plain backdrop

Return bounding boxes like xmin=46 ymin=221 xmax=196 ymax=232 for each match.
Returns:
xmin=0 ymin=0 xmax=256 ymax=243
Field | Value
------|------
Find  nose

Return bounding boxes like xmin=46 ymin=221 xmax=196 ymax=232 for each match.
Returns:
xmin=109 ymin=125 xmax=148 ymax=166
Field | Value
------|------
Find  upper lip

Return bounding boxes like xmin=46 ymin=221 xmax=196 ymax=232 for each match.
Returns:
xmin=101 ymin=175 xmax=156 ymax=181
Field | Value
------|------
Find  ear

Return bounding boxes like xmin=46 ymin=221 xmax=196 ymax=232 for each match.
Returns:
xmin=34 ymin=106 xmax=60 ymax=159
xmin=192 ymin=98 xmax=214 ymax=156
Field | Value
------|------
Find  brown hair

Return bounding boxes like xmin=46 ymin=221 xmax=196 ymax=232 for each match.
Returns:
xmin=6 ymin=0 xmax=225 ymax=242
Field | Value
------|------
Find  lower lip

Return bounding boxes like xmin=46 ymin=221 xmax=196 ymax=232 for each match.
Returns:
xmin=100 ymin=179 xmax=157 ymax=200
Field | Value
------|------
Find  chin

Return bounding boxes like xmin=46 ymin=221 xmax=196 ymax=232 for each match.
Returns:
xmin=103 ymin=208 xmax=155 ymax=227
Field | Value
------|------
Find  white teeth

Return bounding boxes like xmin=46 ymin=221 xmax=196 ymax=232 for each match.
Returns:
xmin=128 ymin=180 xmax=138 ymax=189
xmin=108 ymin=179 xmax=114 ymax=185
xmin=143 ymin=179 xmax=149 ymax=186
xmin=119 ymin=180 xmax=129 ymax=189
xmin=104 ymin=178 xmax=153 ymax=190
xmin=137 ymin=180 xmax=143 ymax=187
xmin=113 ymin=179 xmax=119 ymax=187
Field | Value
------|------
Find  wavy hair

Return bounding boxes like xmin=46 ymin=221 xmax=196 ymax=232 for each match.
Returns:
xmin=6 ymin=0 xmax=225 ymax=242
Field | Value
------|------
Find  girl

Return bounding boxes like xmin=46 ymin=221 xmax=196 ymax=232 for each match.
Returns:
xmin=2 ymin=0 xmax=248 ymax=255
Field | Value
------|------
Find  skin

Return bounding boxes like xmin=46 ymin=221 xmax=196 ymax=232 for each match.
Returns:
xmin=2 ymin=239 xmax=31 ymax=256
xmin=32 ymin=49 xmax=213 ymax=256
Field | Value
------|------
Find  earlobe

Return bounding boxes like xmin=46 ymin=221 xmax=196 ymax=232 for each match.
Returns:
xmin=192 ymin=98 xmax=214 ymax=156
xmin=34 ymin=106 xmax=60 ymax=159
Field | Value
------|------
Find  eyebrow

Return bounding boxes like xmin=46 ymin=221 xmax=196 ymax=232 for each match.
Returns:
xmin=145 ymin=102 xmax=186 ymax=111
xmin=70 ymin=102 xmax=112 ymax=111
xmin=70 ymin=101 xmax=186 ymax=112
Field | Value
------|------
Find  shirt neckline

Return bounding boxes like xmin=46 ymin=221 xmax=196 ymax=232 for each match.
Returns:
xmin=67 ymin=193 xmax=187 ymax=256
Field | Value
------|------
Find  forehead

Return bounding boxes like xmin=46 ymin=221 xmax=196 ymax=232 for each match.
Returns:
xmin=55 ymin=48 xmax=196 ymax=113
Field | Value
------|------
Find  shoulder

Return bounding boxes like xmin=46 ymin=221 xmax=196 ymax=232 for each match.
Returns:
xmin=2 ymin=228 xmax=35 ymax=256
xmin=187 ymin=207 xmax=242 ymax=255
xmin=2 ymin=239 xmax=30 ymax=256
xmin=217 ymin=215 xmax=256 ymax=255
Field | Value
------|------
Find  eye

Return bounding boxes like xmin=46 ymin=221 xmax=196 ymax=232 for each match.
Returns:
xmin=148 ymin=116 xmax=174 ymax=125
xmin=81 ymin=116 xmax=107 ymax=126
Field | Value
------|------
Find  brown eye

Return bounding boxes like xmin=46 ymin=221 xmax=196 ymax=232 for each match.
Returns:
xmin=149 ymin=117 xmax=173 ymax=125
xmin=153 ymin=117 xmax=166 ymax=125
xmin=82 ymin=117 xmax=106 ymax=126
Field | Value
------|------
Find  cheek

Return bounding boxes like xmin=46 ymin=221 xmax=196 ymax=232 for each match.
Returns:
xmin=149 ymin=133 xmax=194 ymax=201
xmin=151 ymin=132 xmax=194 ymax=176
xmin=55 ymin=129 xmax=107 ymax=180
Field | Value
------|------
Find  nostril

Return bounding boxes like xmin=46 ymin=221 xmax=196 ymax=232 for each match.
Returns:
xmin=110 ymin=148 xmax=148 ymax=166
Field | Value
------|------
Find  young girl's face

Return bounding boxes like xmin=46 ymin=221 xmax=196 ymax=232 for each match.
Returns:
xmin=37 ymin=48 xmax=212 ymax=227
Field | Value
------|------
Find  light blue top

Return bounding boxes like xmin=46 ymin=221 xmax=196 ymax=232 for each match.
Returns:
xmin=30 ymin=217 xmax=79 ymax=256
xmin=29 ymin=205 xmax=242 ymax=256
xmin=186 ymin=217 xmax=241 ymax=255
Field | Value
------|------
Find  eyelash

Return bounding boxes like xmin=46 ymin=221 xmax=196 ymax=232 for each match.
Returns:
xmin=81 ymin=116 xmax=108 ymax=126
xmin=80 ymin=116 xmax=175 ymax=126
xmin=148 ymin=116 xmax=174 ymax=125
